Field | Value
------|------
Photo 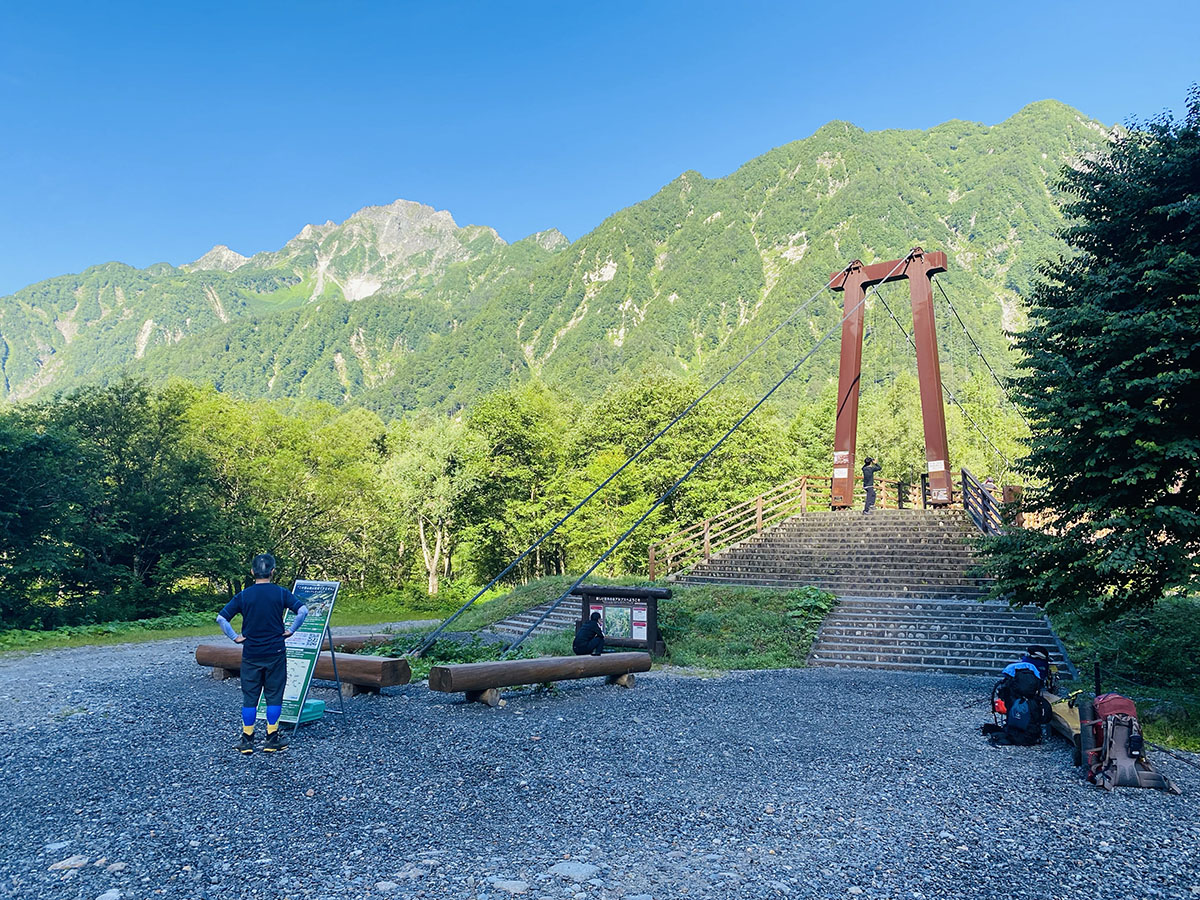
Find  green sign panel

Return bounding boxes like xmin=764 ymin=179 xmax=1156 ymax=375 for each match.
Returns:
xmin=257 ymin=579 xmax=340 ymax=724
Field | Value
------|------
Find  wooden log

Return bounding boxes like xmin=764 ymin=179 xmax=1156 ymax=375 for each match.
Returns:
xmin=428 ymin=652 xmax=651 ymax=694
xmin=321 ymin=634 xmax=398 ymax=653
xmin=195 ymin=643 xmax=411 ymax=688
xmin=466 ymin=688 xmax=501 ymax=707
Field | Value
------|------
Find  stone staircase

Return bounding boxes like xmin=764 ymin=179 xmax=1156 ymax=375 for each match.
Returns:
xmin=807 ymin=596 xmax=1073 ymax=677
xmin=675 ymin=508 xmax=1072 ymax=677
xmin=676 ymin=508 xmax=992 ymax=600
xmin=491 ymin=598 xmax=581 ymax=639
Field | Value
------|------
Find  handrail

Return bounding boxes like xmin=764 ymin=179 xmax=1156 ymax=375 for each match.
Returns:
xmin=961 ymin=467 xmax=1004 ymax=536
xmin=648 ymin=472 xmax=916 ymax=580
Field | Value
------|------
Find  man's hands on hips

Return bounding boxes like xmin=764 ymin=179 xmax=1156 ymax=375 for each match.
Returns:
xmin=282 ymin=630 xmax=294 ymax=639
xmin=234 ymin=635 xmax=245 ymax=644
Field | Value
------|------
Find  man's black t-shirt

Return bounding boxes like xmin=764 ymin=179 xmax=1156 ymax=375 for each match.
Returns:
xmin=219 ymin=583 xmax=304 ymax=660
xmin=862 ymin=462 xmax=882 ymax=489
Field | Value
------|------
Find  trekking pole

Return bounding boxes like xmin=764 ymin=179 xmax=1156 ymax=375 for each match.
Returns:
xmin=1147 ymin=742 xmax=1200 ymax=773
xmin=1094 ymin=661 xmax=1102 ymax=696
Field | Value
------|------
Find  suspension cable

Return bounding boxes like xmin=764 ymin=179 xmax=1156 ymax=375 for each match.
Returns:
xmin=409 ymin=267 xmax=850 ymax=655
xmin=871 ymin=283 xmax=1012 ymax=469
xmin=504 ymin=255 xmax=913 ymax=654
xmin=932 ymin=276 xmax=1031 ymax=431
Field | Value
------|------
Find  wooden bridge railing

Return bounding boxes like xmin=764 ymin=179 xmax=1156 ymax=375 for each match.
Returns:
xmin=647 ymin=473 xmax=925 ymax=581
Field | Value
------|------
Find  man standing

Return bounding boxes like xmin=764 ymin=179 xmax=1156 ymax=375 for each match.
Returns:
xmin=862 ymin=457 xmax=882 ymax=514
xmin=216 ymin=553 xmax=308 ymax=754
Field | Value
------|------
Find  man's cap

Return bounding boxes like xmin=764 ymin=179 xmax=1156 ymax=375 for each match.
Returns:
xmin=1026 ymin=645 xmax=1051 ymax=661
xmin=251 ymin=553 xmax=276 ymax=578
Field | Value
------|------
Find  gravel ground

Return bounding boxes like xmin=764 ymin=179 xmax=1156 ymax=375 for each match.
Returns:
xmin=0 ymin=638 xmax=1197 ymax=900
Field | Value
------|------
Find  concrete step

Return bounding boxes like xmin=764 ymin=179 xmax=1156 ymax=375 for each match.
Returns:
xmin=809 ymin=648 xmax=1044 ymax=668
xmin=806 ymin=658 xmax=1012 ymax=677
xmin=710 ymin=554 xmax=982 ymax=566
xmin=821 ymin=611 xmax=1048 ymax=627
xmin=694 ymin=566 xmax=990 ymax=581
xmin=696 ymin=579 xmax=994 ymax=594
xmin=678 ymin=580 xmax=991 ymax=601
xmin=814 ymin=638 xmax=1066 ymax=659
xmin=489 ymin=599 xmax=580 ymax=637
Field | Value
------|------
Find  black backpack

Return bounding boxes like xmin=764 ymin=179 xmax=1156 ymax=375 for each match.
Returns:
xmin=993 ymin=667 xmax=1048 ymax=745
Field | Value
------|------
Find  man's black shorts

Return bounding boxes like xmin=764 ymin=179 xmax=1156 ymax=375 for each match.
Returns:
xmin=241 ymin=654 xmax=287 ymax=707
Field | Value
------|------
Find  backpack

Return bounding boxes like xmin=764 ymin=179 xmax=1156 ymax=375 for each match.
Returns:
xmin=992 ymin=667 xmax=1048 ymax=745
xmin=1079 ymin=693 xmax=1179 ymax=793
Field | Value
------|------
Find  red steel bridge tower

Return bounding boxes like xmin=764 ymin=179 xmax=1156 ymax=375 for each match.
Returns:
xmin=829 ymin=247 xmax=953 ymax=508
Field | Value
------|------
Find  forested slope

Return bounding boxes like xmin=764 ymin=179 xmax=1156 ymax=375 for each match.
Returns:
xmin=0 ymin=102 xmax=1110 ymax=414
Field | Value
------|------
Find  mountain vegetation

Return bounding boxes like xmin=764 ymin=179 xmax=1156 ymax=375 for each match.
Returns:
xmin=2 ymin=102 xmax=1109 ymax=420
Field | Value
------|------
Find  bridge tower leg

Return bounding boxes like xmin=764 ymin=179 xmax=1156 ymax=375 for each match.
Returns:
xmin=828 ymin=248 xmax=952 ymax=508
xmin=906 ymin=249 xmax=953 ymax=505
xmin=831 ymin=262 xmax=868 ymax=508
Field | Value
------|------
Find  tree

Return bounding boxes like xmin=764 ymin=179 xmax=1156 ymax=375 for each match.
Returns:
xmin=380 ymin=415 xmax=486 ymax=594
xmin=0 ymin=412 xmax=90 ymax=627
xmin=462 ymin=383 xmax=569 ymax=585
xmin=983 ymin=88 xmax=1200 ymax=617
xmin=43 ymin=379 xmax=232 ymax=620
xmin=182 ymin=386 xmax=389 ymax=587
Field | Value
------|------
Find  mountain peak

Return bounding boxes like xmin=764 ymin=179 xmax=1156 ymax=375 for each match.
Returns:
xmin=529 ymin=228 xmax=568 ymax=250
xmin=185 ymin=244 xmax=249 ymax=272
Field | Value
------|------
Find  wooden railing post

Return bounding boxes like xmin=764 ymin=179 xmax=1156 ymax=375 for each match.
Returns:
xmin=703 ymin=519 xmax=711 ymax=561
xmin=801 ymin=479 xmax=808 ymax=513
xmin=756 ymin=495 xmax=764 ymax=534
xmin=648 ymin=545 xmax=657 ymax=580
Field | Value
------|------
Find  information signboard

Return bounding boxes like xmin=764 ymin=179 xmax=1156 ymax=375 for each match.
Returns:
xmin=257 ymin=579 xmax=340 ymax=724
xmin=576 ymin=585 xmax=668 ymax=656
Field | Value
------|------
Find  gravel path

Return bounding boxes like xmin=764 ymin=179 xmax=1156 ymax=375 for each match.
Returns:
xmin=0 ymin=638 xmax=1197 ymax=900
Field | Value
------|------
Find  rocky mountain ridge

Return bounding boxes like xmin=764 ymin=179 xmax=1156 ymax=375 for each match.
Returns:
xmin=0 ymin=101 xmax=1111 ymax=412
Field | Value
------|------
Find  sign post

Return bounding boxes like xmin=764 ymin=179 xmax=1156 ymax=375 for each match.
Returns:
xmin=256 ymin=579 xmax=344 ymax=732
xmin=573 ymin=585 xmax=668 ymax=656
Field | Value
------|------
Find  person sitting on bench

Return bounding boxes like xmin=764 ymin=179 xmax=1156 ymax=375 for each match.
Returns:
xmin=573 ymin=611 xmax=605 ymax=656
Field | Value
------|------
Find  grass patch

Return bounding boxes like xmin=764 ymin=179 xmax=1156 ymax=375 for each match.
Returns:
xmin=659 ymin=584 xmax=837 ymax=670
xmin=1051 ymin=596 xmax=1200 ymax=750
xmin=0 ymin=612 xmax=218 ymax=653
xmin=369 ymin=629 xmax=573 ymax=682
xmin=0 ymin=589 xmax=451 ymax=654
xmin=453 ymin=575 xmax=648 ymax=631
xmin=415 ymin=575 xmax=837 ymax=673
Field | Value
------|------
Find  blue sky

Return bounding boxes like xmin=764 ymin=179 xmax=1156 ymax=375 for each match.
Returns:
xmin=1 ymin=1 xmax=1197 ymax=295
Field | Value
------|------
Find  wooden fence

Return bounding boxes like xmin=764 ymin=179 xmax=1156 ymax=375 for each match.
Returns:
xmin=647 ymin=473 xmax=926 ymax=581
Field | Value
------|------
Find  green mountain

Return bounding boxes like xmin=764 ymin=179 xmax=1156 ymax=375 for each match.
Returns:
xmin=0 ymin=199 xmax=567 ymax=402
xmin=0 ymin=101 xmax=1110 ymax=412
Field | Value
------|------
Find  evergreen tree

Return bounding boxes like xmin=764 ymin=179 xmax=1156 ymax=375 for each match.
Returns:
xmin=984 ymin=88 xmax=1200 ymax=617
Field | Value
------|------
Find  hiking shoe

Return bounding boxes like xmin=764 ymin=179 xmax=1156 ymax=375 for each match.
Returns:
xmin=234 ymin=732 xmax=255 ymax=754
xmin=263 ymin=729 xmax=289 ymax=753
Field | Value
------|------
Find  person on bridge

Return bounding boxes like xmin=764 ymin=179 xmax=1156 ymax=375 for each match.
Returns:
xmin=862 ymin=457 xmax=882 ymax=513
xmin=573 ymin=611 xmax=605 ymax=656
xmin=216 ymin=553 xmax=308 ymax=754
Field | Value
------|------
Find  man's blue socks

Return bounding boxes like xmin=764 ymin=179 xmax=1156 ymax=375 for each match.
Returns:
xmin=241 ymin=706 xmax=256 ymax=728
xmin=266 ymin=705 xmax=282 ymax=726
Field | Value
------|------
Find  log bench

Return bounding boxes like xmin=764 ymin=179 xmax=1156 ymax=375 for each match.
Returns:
xmin=428 ymin=652 xmax=653 ymax=706
xmin=195 ymin=643 xmax=411 ymax=696
xmin=321 ymin=633 xmax=398 ymax=653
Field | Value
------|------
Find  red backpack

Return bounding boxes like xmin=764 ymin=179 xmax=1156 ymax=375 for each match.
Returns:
xmin=1080 ymin=693 xmax=1179 ymax=793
